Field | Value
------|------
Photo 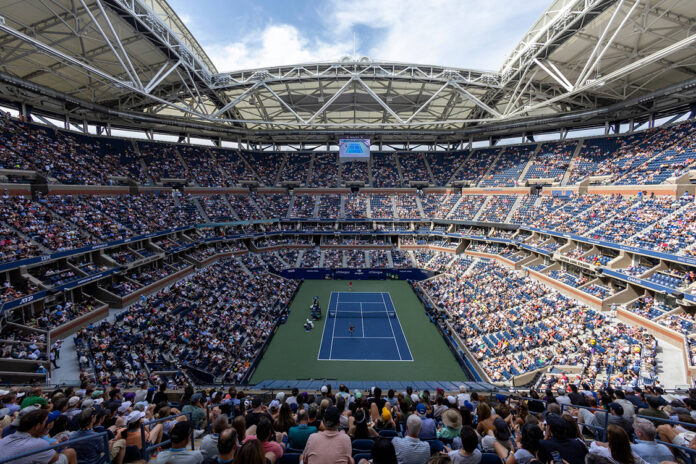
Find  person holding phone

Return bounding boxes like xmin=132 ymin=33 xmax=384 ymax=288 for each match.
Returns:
xmin=537 ymin=413 xmax=588 ymax=464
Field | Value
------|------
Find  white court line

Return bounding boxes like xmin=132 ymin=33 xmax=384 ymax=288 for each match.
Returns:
xmin=383 ymin=292 xmax=414 ymax=361
xmin=381 ymin=292 xmax=402 ymax=360
xmin=333 ymin=336 xmax=395 ymax=339
xmin=320 ymin=292 xmax=414 ymax=362
xmin=328 ymin=292 xmax=339 ymax=360
xmin=360 ymin=302 xmax=364 ymax=337
xmin=317 ymin=292 xmax=336 ymax=360
xmin=323 ymin=358 xmax=413 ymax=362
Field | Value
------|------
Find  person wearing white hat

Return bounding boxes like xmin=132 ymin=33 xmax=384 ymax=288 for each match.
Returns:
xmin=120 ymin=410 xmax=149 ymax=451
xmin=65 ymin=397 xmax=81 ymax=418
xmin=315 ymin=385 xmax=332 ymax=407
xmin=269 ymin=400 xmax=281 ymax=422
xmin=117 ymin=401 xmax=132 ymax=415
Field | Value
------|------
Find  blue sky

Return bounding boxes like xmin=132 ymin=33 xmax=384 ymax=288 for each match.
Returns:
xmin=167 ymin=0 xmax=551 ymax=72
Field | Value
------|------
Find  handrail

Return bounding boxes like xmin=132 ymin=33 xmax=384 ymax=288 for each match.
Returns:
xmin=140 ymin=412 xmax=193 ymax=461
xmin=560 ymin=403 xmax=610 ymax=441
xmin=0 ymin=431 xmax=110 ymax=464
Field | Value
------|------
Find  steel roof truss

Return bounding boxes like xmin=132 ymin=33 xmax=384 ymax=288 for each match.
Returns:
xmin=576 ymin=0 xmax=642 ymax=87
xmin=354 ymin=77 xmax=404 ymax=124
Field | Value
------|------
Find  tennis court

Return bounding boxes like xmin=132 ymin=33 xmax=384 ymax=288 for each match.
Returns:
xmin=318 ymin=291 xmax=413 ymax=361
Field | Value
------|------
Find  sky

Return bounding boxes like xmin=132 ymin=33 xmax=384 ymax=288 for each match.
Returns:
xmin=167 ymin=0 xmax=551 ymax=72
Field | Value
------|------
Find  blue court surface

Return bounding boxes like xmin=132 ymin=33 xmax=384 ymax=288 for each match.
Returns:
xmin=318 ymin=292 xmax=413 ymax=361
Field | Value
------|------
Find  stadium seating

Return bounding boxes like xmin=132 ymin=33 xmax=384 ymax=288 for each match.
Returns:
xmin=1 ymin=113 xmax=696 ymax=401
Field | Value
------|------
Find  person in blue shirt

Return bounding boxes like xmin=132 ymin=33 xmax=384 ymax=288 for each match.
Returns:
xmin=631 ymin=418 xmax=673 ymax=464
xmin=68 ymin=408 xmax=107 ymax=464
xmin=416 ymin=403 xmax=436 ymax=440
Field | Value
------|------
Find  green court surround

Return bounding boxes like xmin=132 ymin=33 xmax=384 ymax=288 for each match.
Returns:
xmin=249 ymin=279 xmax=469 ymax=383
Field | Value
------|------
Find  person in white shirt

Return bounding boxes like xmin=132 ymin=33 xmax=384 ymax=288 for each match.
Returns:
xmin=457 ymin=385 xmax=470 ymax=408
xmin=155 ymin=421 xmax=203 ymax=464
xmin=555 ymin=388 xmax=571 ymax=407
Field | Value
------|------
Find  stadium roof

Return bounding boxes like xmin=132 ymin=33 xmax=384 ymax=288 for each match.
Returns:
xmin=0 ymin=0 xmax=695 ymax=144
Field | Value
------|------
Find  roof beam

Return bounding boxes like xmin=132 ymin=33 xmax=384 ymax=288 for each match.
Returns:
xmin=406 ymin=82 xmax=449 ymax=123
xmin=575 ymin=0 xmax=642 ymax=87
xmin=354 ymin=77 xmax=404 ymax=124
xmin=533 ymin=58 xmax=573 ymax=92
xmin=506 ymin=30 xmax=696 ymax=118
xmin=449 ymin=82 xmax=502 ymax=118
xmin=261 ymin=83 xmax=307 ymax=124
xmin=211 ymin=82 xmax=263 ymax=117
xmin=306 ymin=78 xmax=354 ymax=124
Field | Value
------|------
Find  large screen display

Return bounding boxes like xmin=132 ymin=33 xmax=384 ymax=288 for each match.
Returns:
xmin=339 ymin=138 xmax=370 ymax=161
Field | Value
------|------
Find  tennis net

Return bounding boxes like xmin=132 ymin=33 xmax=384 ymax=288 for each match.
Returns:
xmin=328 ymin=310 xmax=395 ymax=319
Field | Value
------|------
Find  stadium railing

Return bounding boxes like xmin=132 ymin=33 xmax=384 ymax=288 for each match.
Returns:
xmin=141 ymin=412 xmax=193 ymax=460
xmin=0 ymin=432 xmax=110 ymax=464
xmin=558 ymin=403 xmax=696 ymax=462
xmin=644 ymin=414 xmax=696 ymax=464
xmin=559 ymin=403 xmax=610 ymax=441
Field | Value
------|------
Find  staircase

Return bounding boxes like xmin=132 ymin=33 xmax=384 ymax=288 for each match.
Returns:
xmin=407 ymin=250 xmax=418 ymax=267
xmin=208 ymin=149 xmax=232 ymax=182
xmin=339 ymin=195 xmax=346 ymax=218
xmin=445 ymin=195 xmax=466 ymax=219
xmin=476 ymin=149 xmax=503 ymax=187
xmin=472 ymin=196 xmax=492 ymax=221
xmin=0 ymin=219 xmax=50 ymax=254
xmin=626 ymin=199 xmax=695 ymax=241
xmin=174 ymin=148 xmax=190 ymax=181
xmin=286 ymin=195 xmax=296 ymax=218
xmin=415 ymin=196 xmax=426 ymax=218
xmin=446 ymin=150 xmax=474 ymax=185
xmin=295 ymin=250 xmax=305 ymax=268
xmin=505 ymin=196 xmax=525 ymax=222
xmin=312 ymin=195 xmax=320 ymax=218
xmin=516 ymin=144 xmax=541 ymax=184
xmin=132 ymin=141 xmax=154 ymax=185
xmin=274 ymin=251 xmax=289 ymax=268
xmin=421 ymin=153 xmax=436 ymax=185
xmin=273 ymin=154 xmax=288 ymax=186
xmin=221 ymin=195 xmax=241 ymax=220
xmin=393 ymin=153 xmax=406 ymax=186
xmin=306 ymin=153 xmax=316 ymax=185
xmin=191 ymin=196 xmax=209 ymax=221
xmin=234 ymin=257 xmax=253 ymax=277
xmin=247 ymin=195 xmax=268 ymax=220
xmin=236 ymin=150 xmax=263 ymax=184
xmin=560 ymin=139 xmax=584 ymax=186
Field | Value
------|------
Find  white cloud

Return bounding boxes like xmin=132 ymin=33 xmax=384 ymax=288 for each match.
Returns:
xmin=206 ymin=24 xmax=352 ymax=71
xmin=330 ymin=0 xmax=550 ymax=70
xmin=204 ymin=0 xmax=549 ymax=72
